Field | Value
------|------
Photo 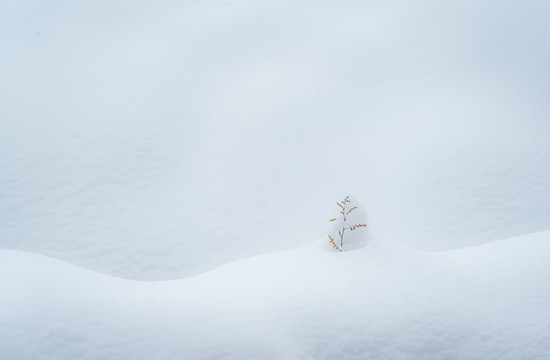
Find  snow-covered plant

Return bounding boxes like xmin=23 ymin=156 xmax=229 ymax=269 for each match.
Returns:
xmin=328 ymin=196 xmax=367 ymax=251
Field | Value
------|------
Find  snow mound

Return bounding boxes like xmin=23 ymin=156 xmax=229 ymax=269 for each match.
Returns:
xmin=1 ymin=232 xmax=550 ymax=359
xmin=2 ymin=0 xmax=550 ymax=280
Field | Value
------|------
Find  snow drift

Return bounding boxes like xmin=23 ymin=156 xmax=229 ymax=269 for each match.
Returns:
xmin=2 ymin=231 xmax=549 ymax=360
xmin=2 ymin=0 xmax=550 ymax=279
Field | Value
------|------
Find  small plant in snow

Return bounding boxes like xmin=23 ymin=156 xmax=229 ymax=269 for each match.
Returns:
xmin=328 ymin=196 xmax=367 ymax=251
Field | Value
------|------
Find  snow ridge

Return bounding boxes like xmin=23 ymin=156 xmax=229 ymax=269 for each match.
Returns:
xmin=2 ymin=231 xmax=549 ymax=359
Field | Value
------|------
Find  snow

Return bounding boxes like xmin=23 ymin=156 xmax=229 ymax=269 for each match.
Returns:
xmin=2 ymin=231 xmax=550 ymax=359
xmin=2 ymin=2 xmax=550 ymax=355
xmin=1 ymin=0 xmax=550 ymax=279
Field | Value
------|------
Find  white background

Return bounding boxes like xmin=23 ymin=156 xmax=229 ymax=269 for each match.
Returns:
xmin=1 ymin=0 xmax=550 ymax=279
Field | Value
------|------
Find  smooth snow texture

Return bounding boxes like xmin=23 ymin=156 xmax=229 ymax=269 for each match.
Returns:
xmin=2 ymin=0 xmax=550 ymax=279
xmin=2 ymin=231 xmax=550 ymax=360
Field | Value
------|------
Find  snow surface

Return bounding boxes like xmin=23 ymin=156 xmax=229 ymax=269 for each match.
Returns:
xmin=2 ymin=0 xmax=550 ymax=279
xmin=2 ymin=231 xmax=550 ymax=360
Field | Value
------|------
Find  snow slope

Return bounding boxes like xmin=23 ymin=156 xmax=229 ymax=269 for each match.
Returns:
xmin=2 ymin=231 xmax=549 ymax=360
xmin=1 ymin=0 xmax=550 ymax=279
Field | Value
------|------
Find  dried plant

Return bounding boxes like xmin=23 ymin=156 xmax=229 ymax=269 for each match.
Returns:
xmin=328 ymin=196 xmax=367 ymax=251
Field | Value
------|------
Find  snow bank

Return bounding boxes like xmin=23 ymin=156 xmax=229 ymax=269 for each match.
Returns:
xmin=2 ymin=231 xmax=549 ymax=359
xmin=1 ymin=0 xmax=550 ymax=279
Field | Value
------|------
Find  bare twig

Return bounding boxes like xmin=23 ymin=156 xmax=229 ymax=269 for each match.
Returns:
xmin=328 ymin=196 xmax=367 ymax=251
